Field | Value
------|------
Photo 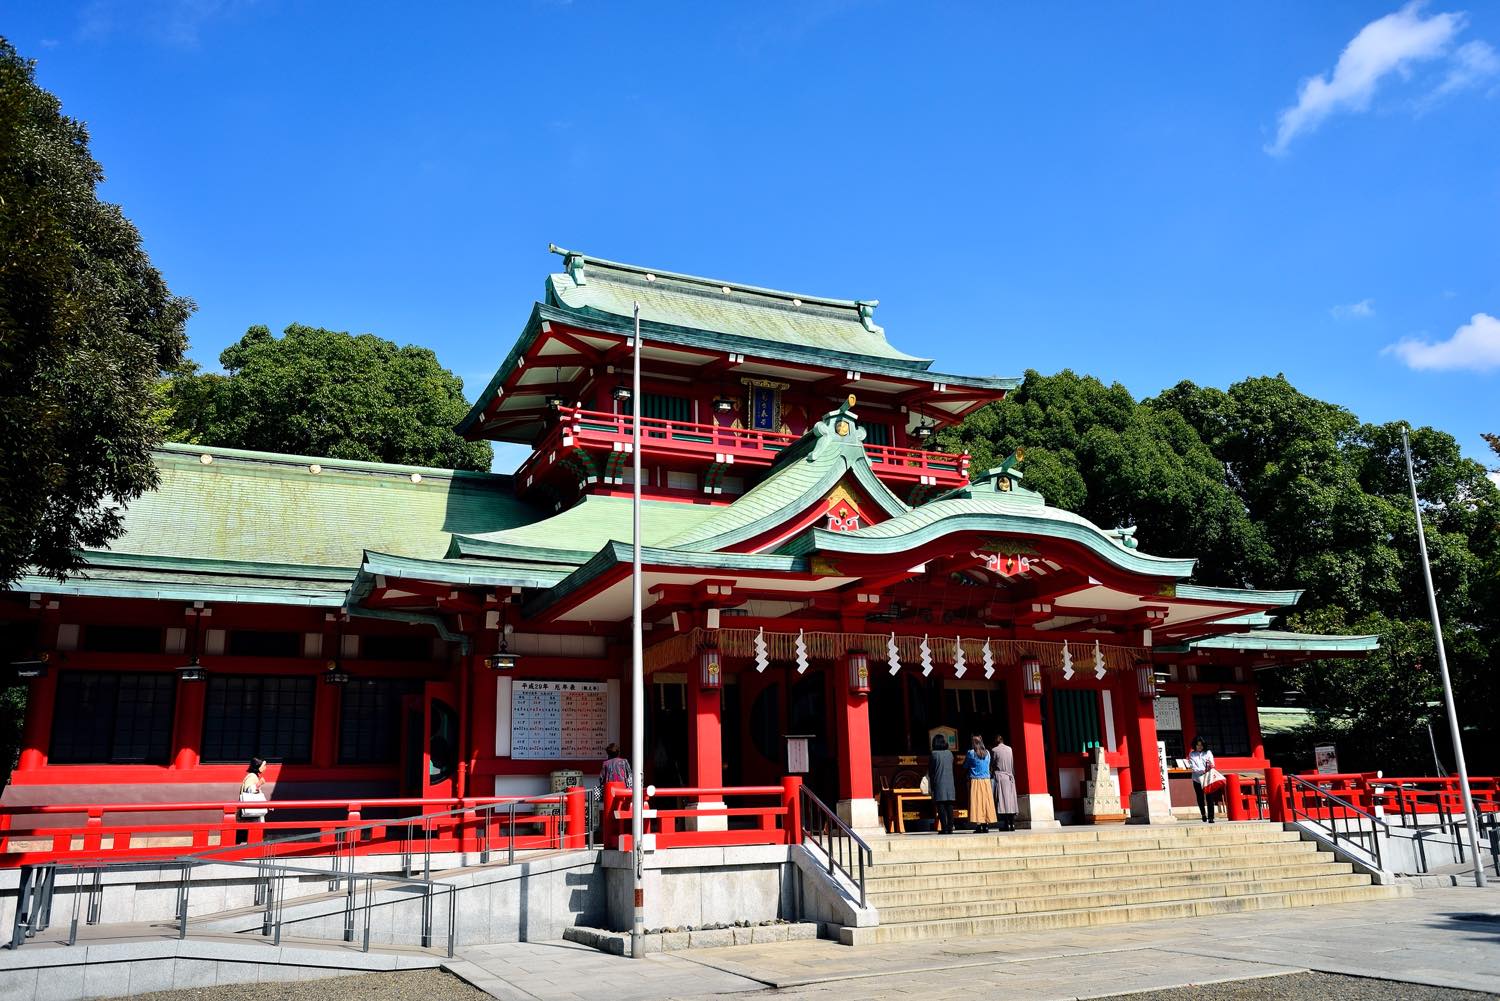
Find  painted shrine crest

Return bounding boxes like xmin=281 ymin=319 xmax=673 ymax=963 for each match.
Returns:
xmin=824 ymin=485 xmax=871 ymax=533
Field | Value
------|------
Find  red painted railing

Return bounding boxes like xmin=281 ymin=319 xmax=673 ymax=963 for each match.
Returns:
xmin=600 ymin=778 xmax=802 ymax=851
xmin=0 ymin=791 xmax=588 ymax=866
xmin=516 ymin=408 xmax=970 ymax=492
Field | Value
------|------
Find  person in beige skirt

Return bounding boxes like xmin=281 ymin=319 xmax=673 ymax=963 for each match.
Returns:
xmin=964 ymin=736 xmax=998 ymax=833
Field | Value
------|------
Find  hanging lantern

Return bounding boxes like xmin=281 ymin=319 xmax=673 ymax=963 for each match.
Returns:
xmin=1020 ymin=654 xmax=1043 ymax=697
xmin=1135 ymin=659 xmax=1157 ymax=699
xmin=712 ymin=396 xmax=737 ymax=413
xmin=913 ymin=424 xmax=935 ymax=442
xmin=699 ymin=645 xmax=722 ymax=689
xmin=176 ymin=656 xmax=206 ymax=683
xmin=612 ymin=385 xmax=632 ymax=402
xmin=1218 ymin=688 xmax=1235 ymax=702
xmin=847 ymin=650 xmax=871 ymax=694
xmin=10 ymin=653 xmax=49 ymax=680
xmin=485 ymin=643 xmax=519 ymax=671
xmin=323 ymin=659 xmax=350 ymax=685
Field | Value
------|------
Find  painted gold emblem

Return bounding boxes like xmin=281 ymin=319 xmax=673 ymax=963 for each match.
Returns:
xmin=835 ymin=419 xmax=850 ymax=437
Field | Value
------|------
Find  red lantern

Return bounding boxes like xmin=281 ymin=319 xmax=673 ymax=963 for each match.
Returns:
xmin=1021 ymin=654 xmax=1042 ymax=697
xmin=1136 ymin=659 xmax=1157 ymax=700
xmin=699 ymin=646 xmax=722 ymax=689
xmin=847 ymin=650 xmax=870 ymax=694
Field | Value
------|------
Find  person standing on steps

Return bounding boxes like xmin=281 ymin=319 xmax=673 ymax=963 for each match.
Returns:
xmin=237 ymin=756 xmax=268 ymax=844
xmin=965 ymin=735 xmax=998 ymax=834
xmin=928 ymin=734 xmax=956 ymax=834
xmin=990 ymin=734 xmax=1018 ymax=832
xmin=1188 ymin=736 xmax=1218 ymax=823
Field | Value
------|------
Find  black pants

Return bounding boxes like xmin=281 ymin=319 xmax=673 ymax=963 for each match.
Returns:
xmin=1194 ymin=782 xmax=1217 ymax=822
xmin=936 ymin=800 xmax=955 ymax=834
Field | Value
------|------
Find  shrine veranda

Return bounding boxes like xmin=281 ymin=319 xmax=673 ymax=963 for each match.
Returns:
xmin=0 ymin=248 xmax=1376 ymax=831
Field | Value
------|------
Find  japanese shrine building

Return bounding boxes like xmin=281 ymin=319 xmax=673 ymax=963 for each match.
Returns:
xmin=1 ymin=248 xmax=1376 ymax=829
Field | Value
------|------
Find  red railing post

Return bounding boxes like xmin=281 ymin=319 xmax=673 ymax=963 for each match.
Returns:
xmin=564 ymin=786 xmax=585 ymax=850
xmin=782 ymin=776 xmax=803 ymax=844
xmin=1266 ymin=767 xmax=1286 ymax=823
xmin=83 ymin=807 xmax=104 ymax=852
xmin=1225 ymin=774 xmax=1244 ymax=821
xmin=602 ymin=781 xmax=624 ymax=850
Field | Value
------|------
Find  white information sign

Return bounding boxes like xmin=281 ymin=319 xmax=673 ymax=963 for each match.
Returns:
xmin=1153 ymin=696 xmax=1182 ymax=731
xmin=1157 ymin=740 xmax=1170 ymax=792
xmin=1314 ymin=744 xmax=1339 ymax=775
xmin=510 ymin=680 xmax=609 ymax=761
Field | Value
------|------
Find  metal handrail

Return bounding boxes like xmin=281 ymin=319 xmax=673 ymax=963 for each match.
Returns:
xmin=1285 ymin=774 xmax=1387 ymax=872
xmin=797 ymin=787 xmax=871 ymax=908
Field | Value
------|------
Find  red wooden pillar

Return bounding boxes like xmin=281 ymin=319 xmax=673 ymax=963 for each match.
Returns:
xmin=833 ymin=653 xmax=877 ymax=830
xmin=1121 ymin=667 xmax=1173 ymax=824
xmin=312 ymin=672 xmax=340 ymax=768
xmin=1005 ymin=666 xmax=1058 ymax=828
xmin=172 ymin=678 xmax=206 ymax=770
xmin=16 ymin=670 xmax=58 ymax=772
xmin=687 ymin=667 xmax=726 ymax=830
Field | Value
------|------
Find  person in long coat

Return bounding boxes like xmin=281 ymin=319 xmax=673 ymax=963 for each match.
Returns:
xmin=928 ymin=734 xmax=957 ymax=834
xmin=990 ymin=735 xmax=1018 ymax=832
xmin=965 ymin=736 xmax=999 ymax=833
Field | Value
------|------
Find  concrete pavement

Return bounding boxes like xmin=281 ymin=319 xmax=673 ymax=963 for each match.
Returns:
xmin=446 ymin=885 xmax=1500 ymax=1000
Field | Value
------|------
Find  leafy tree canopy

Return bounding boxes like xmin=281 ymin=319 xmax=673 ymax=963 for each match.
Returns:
xmin=157 ymin=323 xmax=493 ymax=472
xmin=949 ymin=370 xmax=1500 ymax=773
xmin=0 ymin=38 xmax=191 ymax=586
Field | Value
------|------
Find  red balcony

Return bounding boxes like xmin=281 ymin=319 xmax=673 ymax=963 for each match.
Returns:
xmin=515 ymin=408 xmax=970 ymax=497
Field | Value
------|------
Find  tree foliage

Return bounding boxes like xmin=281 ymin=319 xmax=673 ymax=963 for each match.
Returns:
xmin=157 ymin=324 xmax=493 ymax=472
xmin=949 ymin=370 xmax=1500 ymax=773
xmin=0 ymin=38 xmax=191 ymax=585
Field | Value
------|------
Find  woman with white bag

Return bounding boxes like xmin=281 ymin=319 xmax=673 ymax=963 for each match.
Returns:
xmin=1187 ymin=737 xmax=1225 ymax=823
xmin=238 ymin=757 xmax=269 ymax=839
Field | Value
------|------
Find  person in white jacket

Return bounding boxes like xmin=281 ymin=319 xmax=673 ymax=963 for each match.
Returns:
xmin=1187 ymin=737 xmax=1217 ymax=823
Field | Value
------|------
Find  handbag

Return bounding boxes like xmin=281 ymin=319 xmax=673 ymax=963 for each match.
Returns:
xmin=1199 ymin=768 xmax=1227 ymax=797
xmin=919 ymin=775 xmax=930 ymax=795
xmin=238 ymin=789 xmax=268 ymax=819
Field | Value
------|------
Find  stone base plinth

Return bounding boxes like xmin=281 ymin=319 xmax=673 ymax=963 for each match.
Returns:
xmin=1128 ymin=789 xmax=1177 ymax=825
xmin=1017 ymin=793 xmax=1061 ymax=829
xmin=836 ymin=797 xmax=881 ymax=833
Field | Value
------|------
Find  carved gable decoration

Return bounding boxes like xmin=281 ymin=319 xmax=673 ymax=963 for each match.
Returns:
xmin=824 ymin=484 xmax=876 ymax=533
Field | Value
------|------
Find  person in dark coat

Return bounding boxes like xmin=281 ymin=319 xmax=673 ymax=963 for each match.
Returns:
xmin=928 ymin=734 xmax=957 ymax=834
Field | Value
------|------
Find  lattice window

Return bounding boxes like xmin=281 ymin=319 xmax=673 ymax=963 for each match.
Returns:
xmin=50 ymin=671 xmax=176 ymax=764
xmin=202 ymin=675 xmax=314 ymax=763
xmin=1190 ymin=694 xmax=1251 ymax=757
xmin=339 ymin=679 xmax=421 ymax=764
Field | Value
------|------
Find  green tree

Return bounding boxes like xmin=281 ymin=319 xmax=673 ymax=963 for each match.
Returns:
xmin=939 ymin=370 xmax=1272 ymax=587
xmin=0 ymin=38 xmax=192 ymax=585
xmin=158 ymin=324 xmax=493 ymax=471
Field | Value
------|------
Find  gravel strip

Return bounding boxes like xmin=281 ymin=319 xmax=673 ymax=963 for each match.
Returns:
xmin=131 ymin=968 xmax=490 ymax=1001
xmin=1101 ymin=971 xmax=1496 ymax=1000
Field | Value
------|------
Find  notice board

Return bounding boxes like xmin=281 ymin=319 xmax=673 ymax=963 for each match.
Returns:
xmin=510 ymin=680 xmax=609 ymax=760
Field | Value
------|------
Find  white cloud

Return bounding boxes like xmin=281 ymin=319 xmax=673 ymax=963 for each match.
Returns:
xmin=1266 ymin=2 xmax=1473 ymax=155
xmin=1331 ymin=298 xmax=1376 ymax=319
xmin=1384 ymin=312 xmax=1500 ymax=371
xmin=1431 ymin=39 xmax=1500 ymax=98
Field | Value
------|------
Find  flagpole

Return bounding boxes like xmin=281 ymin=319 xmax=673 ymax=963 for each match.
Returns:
xmin=630 ymin=302 xmax=647 ymax=955
xmin=1402 ymin=426 xmax=1486 ymax=887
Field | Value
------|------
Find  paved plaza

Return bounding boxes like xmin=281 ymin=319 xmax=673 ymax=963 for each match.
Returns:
xmin=442 ymin=885 xmax=1500 ymax=1000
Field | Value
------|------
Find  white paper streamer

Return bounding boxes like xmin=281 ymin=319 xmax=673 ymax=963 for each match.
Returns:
xmin=1093 ymin=639 xmax=1107 ymax=681
xmin=1061 ymin=639 xmax=1074 ymax=681
xmin=887 ymin=631 xmax=901 ymax=675
xmin=753 ymin=627 xmax=769 ymax=673
xmin=919 ymin=634 xmax=933 ymax=677
xmin=795 ymin=628 xmax=809 ymax=674
xmin=981 ymin=639 xmax=995 ymax=679
xmin=953 ymin=637 xmax=966 ymax=678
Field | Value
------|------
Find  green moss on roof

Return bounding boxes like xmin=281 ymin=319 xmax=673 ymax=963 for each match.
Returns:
xmin=98 ymin=443 xmax=543 ymax=568
xmin=453 ymin=494 xmax=724 ymax=560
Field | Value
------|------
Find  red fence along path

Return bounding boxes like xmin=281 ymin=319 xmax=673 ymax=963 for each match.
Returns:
xmin=601 ymin=779 xmax=803 ymax=851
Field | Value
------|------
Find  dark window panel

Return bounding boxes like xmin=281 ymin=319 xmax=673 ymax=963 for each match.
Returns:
xmin=50 ymin=671 xmax=175 ymax=764
xmin=358 ymin=635 xmax=432 ymax=662
xmin=1190 ymin=693 xmax=1251 ymax=757
xmin=82 ymin=626 xmax=163 ymax=654
xmin=339 ymin=679 xmax=420 ymax=764
xmin=226 ymin=630 xmax=302 ymax=659
xmin=201 ymin=675 xmax=314 ymax=763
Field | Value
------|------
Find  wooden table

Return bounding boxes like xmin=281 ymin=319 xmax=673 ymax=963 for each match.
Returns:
xmin=883 ymin=788 xmax=968 ymax=833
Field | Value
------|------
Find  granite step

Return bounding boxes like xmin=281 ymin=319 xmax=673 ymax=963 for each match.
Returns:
xmin=863 ymin=848 xmax=1340 ymax=888
xmin=871 ymin=828 xmax=1303 ymax=860
xmin=863 ymin=840 xmax=1321 ymax=878
xmin=845 ymin=883 xmax=1410 ymax=944
xmin=873 ymin=872 xmax=1375 ymax=920
xmin=865 ymin=862 xmax=1359 ymax=904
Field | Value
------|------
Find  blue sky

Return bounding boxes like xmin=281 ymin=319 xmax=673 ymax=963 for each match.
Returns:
xmin=7 ymin=1 xmax=1499 ymax=473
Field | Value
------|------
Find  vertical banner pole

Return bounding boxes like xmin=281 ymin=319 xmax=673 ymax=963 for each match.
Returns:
xmin=630 ymin=302 xmax=648 ymax=954
xmin=1403 ymin=425 xmax=1485 ymax=887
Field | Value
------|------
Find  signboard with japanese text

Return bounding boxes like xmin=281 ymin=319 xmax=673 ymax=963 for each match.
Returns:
xmin=510 ymin=680 xmax=609 ymax=760
xmin=1153 ymin=696 xmax=1182 ymax=732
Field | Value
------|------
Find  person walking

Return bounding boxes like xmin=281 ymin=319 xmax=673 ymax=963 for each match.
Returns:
xmin=237 ymin=757 xmax=268 ymax=844
xmin=1188 ymin=736 xmax=1218 ymax=823
xmin=928 ymin=734 xmax=957 ymax=834
xmin=990 ymin=734 xmax=1018 ymax=832
xmin=965 ymin=736 xmax=998 ymax=834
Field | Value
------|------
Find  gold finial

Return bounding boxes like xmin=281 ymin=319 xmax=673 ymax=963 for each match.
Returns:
xmin=846 ymin=394 xmax=857 ymax=409
xmin=1015 ymin=446 xmax=1026 ymax=463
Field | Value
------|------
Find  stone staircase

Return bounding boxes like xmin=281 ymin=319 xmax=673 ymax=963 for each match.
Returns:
xmin=845 ymin=821 xmax=1408 ymax=944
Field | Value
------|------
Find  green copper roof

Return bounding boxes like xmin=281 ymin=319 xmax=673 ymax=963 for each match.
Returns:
xmin=545 ymin=250 xmax=928 ymax=365
xmin=662 ymin=407 xmax=910 ymax=552
xmin=96 ymin=443 xmax=543 ymax=569
xmin=788 ymin=493 xmax=1198 ymax=578
xmin=359 ymin=551 xmax=570 ymax=590
xmin=17 ymin=553 xmax=353 ymax=606
xmin=1185 ymin=629 xmax=1379 ymax=653
xmin=452 ymin=494 xmax=724 ymax=564
xmin=1258 ymin=706 xmax=1312 ymax=735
